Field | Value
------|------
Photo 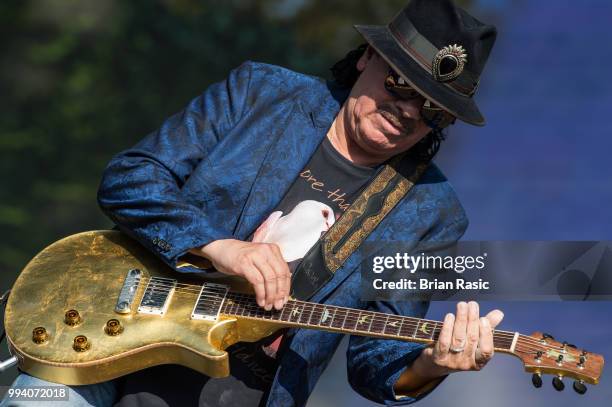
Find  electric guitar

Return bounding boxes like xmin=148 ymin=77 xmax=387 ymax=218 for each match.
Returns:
xmin=3 ymin=231 xmax=604 ymax=394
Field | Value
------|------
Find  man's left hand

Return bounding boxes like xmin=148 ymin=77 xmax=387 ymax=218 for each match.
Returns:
xmin=422 ymin=301 xmax=504 ymax=375
xmin=394 ymin=301 xmax=504 ymax=395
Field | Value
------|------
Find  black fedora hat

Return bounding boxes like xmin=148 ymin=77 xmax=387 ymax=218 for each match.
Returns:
xmin=355 ymin=0 xmax=497 ymax=126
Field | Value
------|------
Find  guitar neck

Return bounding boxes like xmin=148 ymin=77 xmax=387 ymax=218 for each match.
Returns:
xmin=219 ymin=291 xmax=520 ymax=352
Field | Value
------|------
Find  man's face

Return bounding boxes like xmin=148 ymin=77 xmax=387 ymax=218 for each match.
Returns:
xmin=342 ymin=48 xmax=433 ymax=159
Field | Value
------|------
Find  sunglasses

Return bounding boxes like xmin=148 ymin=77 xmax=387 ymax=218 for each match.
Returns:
xmin=384 ymin=68 xmax=456 ymax=130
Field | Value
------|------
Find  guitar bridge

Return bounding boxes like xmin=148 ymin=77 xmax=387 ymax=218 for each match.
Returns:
xmin=115 ymin=269 xmax=143 ymax=314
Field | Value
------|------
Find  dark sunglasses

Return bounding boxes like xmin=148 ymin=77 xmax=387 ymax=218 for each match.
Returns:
xmin=384 ymin=68 xmax=456 ymax=130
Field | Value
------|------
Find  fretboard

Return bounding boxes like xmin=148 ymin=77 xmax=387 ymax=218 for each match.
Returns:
xmin=220 ymin=292 xmax=518 ymax=351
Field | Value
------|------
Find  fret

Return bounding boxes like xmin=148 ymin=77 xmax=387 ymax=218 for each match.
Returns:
xmin=399 ymin=316 xmax=411 ymax=338
xmin=306 ymin=304 xmax=320 ymax=326
xmin=380 ymin=314 xmax=390 ymax=335
xmin=369 ymin=313 xmax=385 ymax=335
xmin=384 ymin=315 xmax=402 ymax=336
xmin=272 ymin=308 xmax=284 ymax=321
xmin=365 ymin=312 xmax=375 ymax=333
xmin=414 ymin=319 xmax=435 ymax=341
xmin=299 ymin=303 xmax=314 ymax=325
xmin=240 ymin=297 xmax=248 ymax=316
xmin=279 ymin=300 xmax=291 ymax=322
xmin=411 ymin=319 xmax=420 ymax=338
xmin=331 ymin=308 xmax=347 ymax=329
xmin=318 ymin=306 xmax=335 ymax=328
xmin=343 ymin=310 xmax=358 ymax=331
xmin=492 ymin=331 xmax=516 ymax=351
xmin=233 ymin=295 xmax=241 ymax=315
xmin=289 ymin=303 xmax=303 ymax=323
xmin=430 ymin=321 xmax=438 ymax=340
xmin=221 ymin=296 xmax=232 ymax=314
xmin=340 ymin=309 xmax=350 ymax=330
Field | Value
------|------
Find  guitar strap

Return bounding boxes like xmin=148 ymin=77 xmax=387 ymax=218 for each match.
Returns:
xmin=290 ymin=153 xmax=430 ymax=301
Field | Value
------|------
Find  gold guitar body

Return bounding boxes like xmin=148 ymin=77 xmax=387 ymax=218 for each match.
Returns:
xmin=4 ymin=230 xmax=279 ymax=385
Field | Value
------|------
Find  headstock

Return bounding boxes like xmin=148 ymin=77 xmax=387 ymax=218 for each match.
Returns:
xmin=512 ymin=331 xmax=604 ymax=394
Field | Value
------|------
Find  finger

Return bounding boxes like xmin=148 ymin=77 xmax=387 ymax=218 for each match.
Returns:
xmin=436 ymin=313 xmax=455 ymax=356
xmin=267 ymin=244 xmax=291 ymax=308
xmin=485 ymin=309 xmax=504 ymax=329
xmin=264 ymin=244 xmax=288 ymax=309
xmin=450 ymin=301 xmax=468 ymax=351
xmin=464 ymin=301 xmax=480 ymax=357
xmin=476 ymin=317 xmax=494 ymax=367
xmin=244 ymin=268 xmax=266 ymax=308
xmin=267 ymin=258 xmax=287 ymax=310
xmin=253 ymin=255 xmax=277 ymax=310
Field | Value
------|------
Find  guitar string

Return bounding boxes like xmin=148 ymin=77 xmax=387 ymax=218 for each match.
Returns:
xmin=129 ymin=275 xmax=524 ymax=335
xmin=195 ymin=293 xmax=550 ymax=355
xmin=130 ymin=276 xmax=562 ymax=353
xmin=126 ymin=276 xmax=570 ymax=354
xmin=130 ymin=277 xmax=577 ymax=366
xmin=214 ymin=294 xmax=554 ymax=354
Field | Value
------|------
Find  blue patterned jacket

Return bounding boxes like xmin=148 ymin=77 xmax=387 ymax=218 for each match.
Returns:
xmin=97 ymin=61 xmax=469 ymax=406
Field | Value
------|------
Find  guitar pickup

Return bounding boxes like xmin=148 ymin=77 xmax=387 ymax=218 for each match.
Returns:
xmin=191 ymin=283 xmax=229 ymax=322
xmin=138 ymin=277 xmax=177 ymax=316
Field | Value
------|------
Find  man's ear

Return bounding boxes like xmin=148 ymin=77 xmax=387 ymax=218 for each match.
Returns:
xmin=356 ymin=46 xmax=376 ymax=73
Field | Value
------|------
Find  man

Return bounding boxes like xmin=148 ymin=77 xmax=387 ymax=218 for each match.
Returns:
xmin=2 ymin=1 xmax=502 ymax=406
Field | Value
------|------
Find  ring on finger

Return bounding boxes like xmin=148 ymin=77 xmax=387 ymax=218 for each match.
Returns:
xmin=450 ymin=338 xmax=466 ymax=354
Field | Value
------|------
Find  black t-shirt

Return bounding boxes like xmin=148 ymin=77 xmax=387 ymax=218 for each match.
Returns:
xmin=115 ymin=136 xmax=378 ymax=407
xmin=250 ymin=136 xmax=377 ymax=270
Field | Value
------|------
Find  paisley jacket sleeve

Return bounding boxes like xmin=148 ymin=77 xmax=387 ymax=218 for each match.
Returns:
xmin=97 ymin=62 xmax=255 ymax=271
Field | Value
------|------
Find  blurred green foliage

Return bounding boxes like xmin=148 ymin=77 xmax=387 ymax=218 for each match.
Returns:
xmin=0 ymin=0 xmax=468 ymax=277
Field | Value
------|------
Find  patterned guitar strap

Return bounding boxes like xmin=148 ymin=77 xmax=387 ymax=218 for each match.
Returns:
xmin=290 ymin=153 xmax=430 ymax=301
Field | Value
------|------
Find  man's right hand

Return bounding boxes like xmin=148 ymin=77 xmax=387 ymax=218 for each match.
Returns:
xmin=192 ymin=239 xmax=290 ymax=311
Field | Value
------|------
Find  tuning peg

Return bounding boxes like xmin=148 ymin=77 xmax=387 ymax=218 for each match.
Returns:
xmin=552 ymin=376 xmax=565 ymax=391
xmin=573 ymin=380 xmax=587 ymax=395
xmin=531 ymin=373 xmax=543 ymax=388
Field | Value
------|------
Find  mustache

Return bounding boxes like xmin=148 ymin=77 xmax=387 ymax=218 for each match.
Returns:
xmin=378 ymin=103 xmax=417 ymax=135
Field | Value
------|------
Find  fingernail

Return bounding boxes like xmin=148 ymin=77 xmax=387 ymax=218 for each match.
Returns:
xmin=264 ymin=304 xmax=272 ymax=311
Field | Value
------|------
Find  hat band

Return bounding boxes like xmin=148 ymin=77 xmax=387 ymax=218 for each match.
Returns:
xmin=388 ymin=18 xmax=479 ymax=96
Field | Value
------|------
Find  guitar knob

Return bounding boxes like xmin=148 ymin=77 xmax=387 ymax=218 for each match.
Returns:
xmin=531 ymin=373 xmax=543 ymax=388
xmin=552 ymin=376 xmax=565 ymax=391
xmin=32 ymin=327 xmax=49 ymax=344
xmin=73 ymin=335 xmax=90 ymax=352
xmin=573 ymin=380 xmax=587 ymax=395
xmin=64 ymin=309 xmax=82 ymax=326
xmin=105 ymin=319 xmax=123 ymax=336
